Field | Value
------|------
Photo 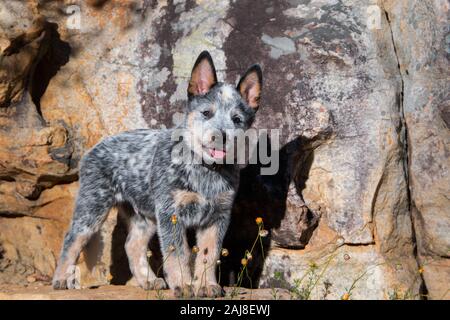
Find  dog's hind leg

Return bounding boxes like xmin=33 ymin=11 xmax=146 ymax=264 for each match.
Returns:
xmin=52 ymin=177 xmax=114 ymax=289
xmin=125 ymin=214 xmax=167 ymax=290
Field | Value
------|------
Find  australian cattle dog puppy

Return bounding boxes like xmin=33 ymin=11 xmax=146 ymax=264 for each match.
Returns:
xmin=52 ymin=51 xmax=263 ymax=297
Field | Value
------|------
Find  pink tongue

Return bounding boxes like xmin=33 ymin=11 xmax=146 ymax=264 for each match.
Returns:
xmin=210 ymin=148 xmax=226 ymax=159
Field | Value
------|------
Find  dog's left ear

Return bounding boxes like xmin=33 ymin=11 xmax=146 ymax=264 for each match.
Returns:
xmin=237 ymin=65 xmax=262 ymax=110
xmin=188 ymin=51 xmax=218 ymax=98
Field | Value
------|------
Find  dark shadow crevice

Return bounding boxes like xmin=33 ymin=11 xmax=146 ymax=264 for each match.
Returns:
xmin=384 ymin=8 xmax=427 ymax=299
xmin=30 ymin=22 xmax=71 ymax=119
xmin=220 ymin=135 xmax=320 ymax=288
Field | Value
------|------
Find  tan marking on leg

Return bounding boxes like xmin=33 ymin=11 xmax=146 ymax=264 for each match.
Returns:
xmin=163 ymin=237 xmax=192 ymax=289
xmin=53 ymin=232 xmax=91 ymax=282
xmin=164 ymin=253 xmax=191 ymax=289
xmin=125 ymin=219 xmax=157 ymax=288
xmin=172 ymin=189 xmax=205 ymax=208
xmin=193 ymin=224 xmax=220 ymax=287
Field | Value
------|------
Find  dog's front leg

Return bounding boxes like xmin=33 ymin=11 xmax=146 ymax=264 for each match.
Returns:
xmin=193 ymin=218 xmax=229 ymax=298
xmin=157 ymin=212 xmax=193 ymax=298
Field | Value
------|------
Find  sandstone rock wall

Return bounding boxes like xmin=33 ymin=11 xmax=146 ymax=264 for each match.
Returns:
xmin=0 ymin=0 xmax=448 ymax=299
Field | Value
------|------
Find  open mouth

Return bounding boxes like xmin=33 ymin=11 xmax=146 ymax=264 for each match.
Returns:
xmin=204 ymin=147 xmax=226 ymax=159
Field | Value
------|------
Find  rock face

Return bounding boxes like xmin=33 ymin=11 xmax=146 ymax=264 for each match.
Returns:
xmin=382 ymin=0 xmax=450 ymax=299
xmin=0 ymin=0 xmax=448 ymax=299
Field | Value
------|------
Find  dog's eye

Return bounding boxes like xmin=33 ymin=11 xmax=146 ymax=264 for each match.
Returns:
xmin=201 ymin=110 xmax=211 ymax=118
xmin=232 ymin=116 xmax=242 ymax=124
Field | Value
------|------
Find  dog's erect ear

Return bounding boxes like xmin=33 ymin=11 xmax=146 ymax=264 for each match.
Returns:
xmin=188 ymin=51 xmax=218 ymax=98
xmin=237 ymin=65 xmax=262 ymax=110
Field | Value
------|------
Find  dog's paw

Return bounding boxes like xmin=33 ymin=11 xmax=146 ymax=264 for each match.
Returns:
xmin=143 ymin=278 xmax=167 ymax=290
xmin=196 ymin=284 xmax=224 ymax=298
xmin=151 ymin=278 xmax=168 ymax=290
xmin=173 ymin=285 xmax=195 ymax=298
xmin=52 ymin=279 xmax=68 ymax=290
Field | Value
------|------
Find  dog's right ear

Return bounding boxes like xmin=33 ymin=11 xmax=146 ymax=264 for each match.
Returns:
xmin=188 ymin=51 xmax=218 ymax=98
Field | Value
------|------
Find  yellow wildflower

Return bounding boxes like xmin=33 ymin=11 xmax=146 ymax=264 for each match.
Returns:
xmin=221 ymin=248 xmax=229 ymax=257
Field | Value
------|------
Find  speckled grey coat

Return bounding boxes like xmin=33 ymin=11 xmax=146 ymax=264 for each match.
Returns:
xmin=52 ymin=51 xmax=262 ymax=298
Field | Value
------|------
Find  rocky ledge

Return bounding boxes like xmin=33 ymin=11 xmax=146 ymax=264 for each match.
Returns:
xmin=0 ymin=284 xmax=290 ymax=300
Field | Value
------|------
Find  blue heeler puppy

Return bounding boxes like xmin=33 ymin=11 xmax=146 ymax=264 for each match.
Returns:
xmin=52 ymin=51 xmax=263 ymax=297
